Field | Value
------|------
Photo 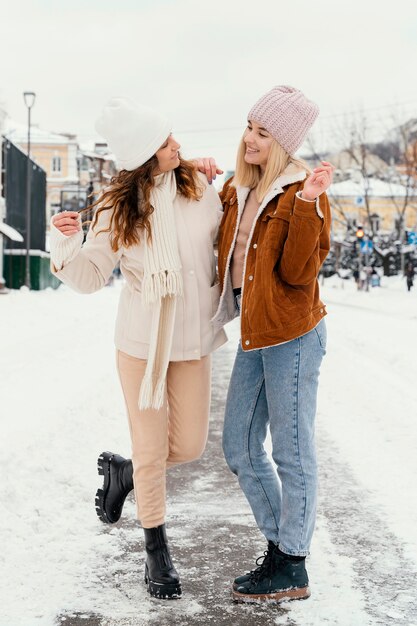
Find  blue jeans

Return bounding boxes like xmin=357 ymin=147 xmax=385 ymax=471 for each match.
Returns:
xmin=222 ymin=318 xmax=327 ymax=556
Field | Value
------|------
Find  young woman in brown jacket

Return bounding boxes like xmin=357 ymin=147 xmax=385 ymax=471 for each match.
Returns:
xmin=207 ymin=85 xmax=333 ymax=604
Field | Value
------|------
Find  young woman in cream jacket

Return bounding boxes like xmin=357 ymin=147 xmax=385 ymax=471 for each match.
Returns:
xmin=50 ymin=97 xmax=226 ymax=600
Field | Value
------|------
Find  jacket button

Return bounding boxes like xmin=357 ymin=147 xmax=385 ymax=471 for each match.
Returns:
xmin=189 ymin=270 xmax=194 ymax=276
xmin=245 ymin=340 xmax=250 ymax=346
xmin=253 ymin=243 xmax=257 ymax=249
xmin=248 ymin=275 xmax=253 ymax=281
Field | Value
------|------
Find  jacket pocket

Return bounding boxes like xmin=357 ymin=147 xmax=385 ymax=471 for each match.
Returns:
xmin=210 ymin=282 xmax=221 ymax=316
xmin=262 ymin=210 xmax=290 ymax=251
xmin=263 ymin=207 xmax=291 ymax=221
xmin=125 ymin=291 xmax=152 ymax=344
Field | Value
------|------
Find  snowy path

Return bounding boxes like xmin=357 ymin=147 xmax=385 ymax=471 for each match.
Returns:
xmin=320 ymin=278 xmax=417 ymax=566
xmin=0 ymin=277 xmax=416 ymax=626
xmin=317 ymin=432 xmax=416 ymax=625
xmin=315 ymin=277 xmax=417 ymax=625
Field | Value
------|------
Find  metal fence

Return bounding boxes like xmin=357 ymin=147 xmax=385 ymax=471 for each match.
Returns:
xmin=2 ymin=137 xmax=47 ymax=251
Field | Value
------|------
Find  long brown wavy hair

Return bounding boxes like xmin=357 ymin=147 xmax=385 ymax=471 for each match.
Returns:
xmin=86 ymin=155 xmax=203 ymax=251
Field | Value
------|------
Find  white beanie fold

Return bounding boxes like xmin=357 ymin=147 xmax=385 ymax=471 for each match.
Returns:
xmin=95 ymin=97 xmax=172 ymax=171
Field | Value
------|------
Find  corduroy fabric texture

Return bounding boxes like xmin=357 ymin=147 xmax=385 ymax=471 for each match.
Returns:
xmin=248 ymin=85 xmax=319 ymax=155
xmin=216 ymin=173 xmax=331 ymax=350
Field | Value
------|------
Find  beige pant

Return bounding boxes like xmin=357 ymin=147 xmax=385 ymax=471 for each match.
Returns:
xmin=116 ymin=350 xmax=212 ymax=528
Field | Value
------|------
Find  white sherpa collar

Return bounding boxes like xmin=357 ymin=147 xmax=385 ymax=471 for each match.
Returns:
xmin=235 ymin=163 xmax=307 ymax=219
xmin=271 ymin=162 xmax=307 ymax=191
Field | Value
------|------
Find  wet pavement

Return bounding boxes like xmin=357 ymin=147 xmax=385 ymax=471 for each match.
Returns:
xmin=55 ymin=330 xmax=294 ymax=626
xmin=54 ymin=324 xmax=417 ymax=626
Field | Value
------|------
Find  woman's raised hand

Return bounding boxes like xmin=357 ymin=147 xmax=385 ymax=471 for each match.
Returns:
xmin=302 ymin=161 xmax=335 ymax=201
xmin=52 ymin=211 xmax=82 ymax=237
xmin=194 ymin=157 xmax=223 ymax=184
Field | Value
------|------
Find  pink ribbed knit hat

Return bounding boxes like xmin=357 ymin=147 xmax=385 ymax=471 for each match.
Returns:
xmin=248 ymin=85 xmax=319 ymax=156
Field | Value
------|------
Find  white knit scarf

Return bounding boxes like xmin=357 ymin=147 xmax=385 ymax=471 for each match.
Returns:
xmin=138 ymin=171 xmax=183 ymax=410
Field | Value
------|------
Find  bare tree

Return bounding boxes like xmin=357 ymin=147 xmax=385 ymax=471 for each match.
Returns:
xmin=384 ymin=117 xmax=417 ymax=240
xmin=332 ymin=112 xmax=390 ymax=236
xmin=304 ymin=135 xmax=352 ymax=231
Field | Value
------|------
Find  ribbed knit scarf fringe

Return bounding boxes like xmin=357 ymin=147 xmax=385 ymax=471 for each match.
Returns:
xmin=138 ymin=171 xmax=183 ymax=410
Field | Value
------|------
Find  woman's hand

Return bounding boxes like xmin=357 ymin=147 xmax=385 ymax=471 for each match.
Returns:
xmin=194 ymin=157 xmax=223 ymax=184
xmin=302 ymin=161 xmax=334 ymax=201
xmin=52 ymin=211 xmax=82 ymax=236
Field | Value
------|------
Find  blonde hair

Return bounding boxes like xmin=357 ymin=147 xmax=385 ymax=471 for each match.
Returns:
xmin=234 ymin=134 xmax=310 ymax=202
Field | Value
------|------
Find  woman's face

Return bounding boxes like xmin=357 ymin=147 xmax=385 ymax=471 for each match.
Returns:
xmin=155 ymin=134 xmax=181 ymax=173
xmin=243 ymin=120 xmax=274 ymax=170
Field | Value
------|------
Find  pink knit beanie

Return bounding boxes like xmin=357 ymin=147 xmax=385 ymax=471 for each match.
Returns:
xmin=248 ymin=85 xmax=319 ymax=156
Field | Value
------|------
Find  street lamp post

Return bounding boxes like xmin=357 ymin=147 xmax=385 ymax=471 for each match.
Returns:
xmin=23 ymin=91 xmax=36 ymax=289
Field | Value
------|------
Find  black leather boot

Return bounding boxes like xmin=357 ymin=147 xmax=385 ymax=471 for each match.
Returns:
xmin=95 ymin=451 xmax=134 ymax=523
xmin=143 ymin=524 xmax=182 ymax=599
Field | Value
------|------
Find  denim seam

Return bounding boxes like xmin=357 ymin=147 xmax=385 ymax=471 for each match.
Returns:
xmin=279 ymin=544 xmax=310 ymax=557
xmin=313 ymin=325 xmax=326 ymax=353
xmin=245 ymin=371 xmax=280 ymax=541
xmin=293 ymin=337 xmax=307 ymax=552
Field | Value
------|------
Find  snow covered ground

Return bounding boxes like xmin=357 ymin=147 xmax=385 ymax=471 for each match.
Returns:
xmin=0 ymin=274 xmax=416 ymax=626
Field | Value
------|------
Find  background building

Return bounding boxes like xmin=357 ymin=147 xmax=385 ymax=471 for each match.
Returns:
xmin=328 ymin=178 xmax=417 ymax=235
xmin=1 ymin=136 xmax=55 ymax=290
xmin=4 ymin=119 xmax=117 ymax=248
xmin=5 ymin=122 xmax=78 ymax=222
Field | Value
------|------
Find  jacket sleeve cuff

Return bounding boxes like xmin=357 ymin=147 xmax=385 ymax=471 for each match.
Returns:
xmin=295 ymin=191 xmax=324 ymax=219
xmin=49 ymin=219 xmax=84 ymax=271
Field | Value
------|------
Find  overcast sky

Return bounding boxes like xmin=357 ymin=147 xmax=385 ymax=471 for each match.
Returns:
xmin=1 ymin=0 xmax=417 ymax=168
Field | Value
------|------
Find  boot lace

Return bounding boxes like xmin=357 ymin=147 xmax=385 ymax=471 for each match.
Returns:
xmin=248 ymin=544 xmax=275 ymax=583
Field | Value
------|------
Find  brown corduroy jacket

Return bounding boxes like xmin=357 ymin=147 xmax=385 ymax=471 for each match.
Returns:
xmin=212 ymin=165 xmax=331 ymax=350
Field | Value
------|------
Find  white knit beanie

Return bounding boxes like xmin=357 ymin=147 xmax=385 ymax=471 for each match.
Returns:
xmin=95 ymin=97 xmax=172 ymax=170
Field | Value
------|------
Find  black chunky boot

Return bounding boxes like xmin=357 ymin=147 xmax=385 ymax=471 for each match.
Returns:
xmin=143 ymin=524 xmax=182 ymax=599
xmin=233 ymin=540 xmax=276 ymax=590
xmin=95 ymin=451 xmax=134 ymax=523
xmin=232 ymin=545 xmax=310 ymax=604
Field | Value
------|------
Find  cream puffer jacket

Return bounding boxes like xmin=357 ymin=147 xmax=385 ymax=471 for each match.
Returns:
xmin=50 ymin=174 xmax=227 ymax=361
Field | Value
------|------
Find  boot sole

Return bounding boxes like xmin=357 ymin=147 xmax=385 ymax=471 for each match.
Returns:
xmin=144 ymin=571 xmax=182 ymax=600
xmin=95 ymin=451 xmax=118 ymax=524
xmin=232 ymin=585 xmax=310 ymax=604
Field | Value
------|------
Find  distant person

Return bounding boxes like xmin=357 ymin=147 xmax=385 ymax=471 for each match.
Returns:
xmin=405 ymin=261 xmax=415 ymax=292
xmin=353 ymin=267 xmax=360 ymax=289
xmin=364 ymin=265 xmax=373 ymax=291
xmin=371 ymin=266 xmax=380 ymax=288
xmin=49 ymin=97 xmax=227 ymax=600
xmin=359 ymin=267 xmax=367 ymax=291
